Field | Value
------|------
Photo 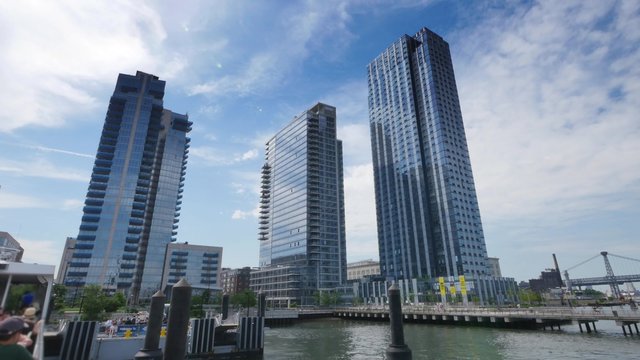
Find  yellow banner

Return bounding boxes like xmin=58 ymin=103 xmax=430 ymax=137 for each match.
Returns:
xmin=438 ymin=277 xmax=446 ymax=296
xmin=459 ymin=275 xmax=467 ymax=296
xmin=449 ymin=284 xmax=456 ymax=296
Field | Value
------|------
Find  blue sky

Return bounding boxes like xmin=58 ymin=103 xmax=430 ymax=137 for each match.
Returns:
xmin=0 ymin=0 xmax=639 ymax=283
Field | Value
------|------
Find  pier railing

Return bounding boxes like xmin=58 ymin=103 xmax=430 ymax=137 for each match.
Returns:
xmin=336 ymin=305 xmax=640 ymax=322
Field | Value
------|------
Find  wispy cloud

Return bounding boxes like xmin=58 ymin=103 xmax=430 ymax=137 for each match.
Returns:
xmin=231 ymin=207 xmax=259 ymax=220
xmin=0 ymin=1 xmax=185 ymax=132
xmin=30 ymin=145 xmax=93 ymax=159
xmin=0 ymin=191 xmax=49 ymax=209
xmin=453 ymin=0 xmax=640 ymax=224
xmin=343 ymin=163 xmax=377 ymax=239
xmin=62 ymin=199 xmax=84 ymax=211
xmin=15 ymin=237 xmax=62 ymax=267
xmin=189 ymin=146 xmax=260 ymax=166
xmin=0 ymin=158 xmax=88 ymax=182
xmin=188 ymin=1 xmax=355 ymax=97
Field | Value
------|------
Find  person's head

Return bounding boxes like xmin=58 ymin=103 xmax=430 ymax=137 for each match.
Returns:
xmin=0 ymin=316 xmax=28 ymax=344
xmin=23 ymin=307 xmax=37 ymax=321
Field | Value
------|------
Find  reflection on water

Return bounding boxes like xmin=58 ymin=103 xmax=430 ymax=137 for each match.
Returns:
xmin=264 ymin=318 xmax=638 ymax=359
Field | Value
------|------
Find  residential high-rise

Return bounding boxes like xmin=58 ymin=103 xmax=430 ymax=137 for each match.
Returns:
xmin=0 ymin=231 xmax=24 ymax=262
xmin=368 ymin=28 xmax=491 ymax=300
xmin=256 ymin=103 xmax=346 ymax=306
xmin=220 ymin=267 xmax=252 ymax=296
xmin=64 ymin=71 xmax=191 ymax=302
xmin=56 ymin=237 xmax=76 ymax=283
xmin=160 ymin=243 xmax=222 ymax=296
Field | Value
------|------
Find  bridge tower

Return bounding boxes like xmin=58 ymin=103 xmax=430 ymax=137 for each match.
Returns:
xmin=601 ymin=251 xmax=621 ymax=299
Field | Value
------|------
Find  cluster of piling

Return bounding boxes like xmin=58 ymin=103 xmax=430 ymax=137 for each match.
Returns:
xmin=134 ymin=278 xmax=192 ymax=360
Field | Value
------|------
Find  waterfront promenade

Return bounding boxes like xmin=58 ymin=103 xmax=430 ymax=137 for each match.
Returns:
xmin=333 ymin=304 xmax=640 ymax=335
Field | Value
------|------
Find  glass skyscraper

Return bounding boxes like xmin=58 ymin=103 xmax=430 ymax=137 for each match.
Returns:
xmin=257 ymin=103 xmax=346 ymax=306
xmin=64 ymin=71 xmax=191 ymax=302
xmin=368 ymin=28 xmax=492 ymax=299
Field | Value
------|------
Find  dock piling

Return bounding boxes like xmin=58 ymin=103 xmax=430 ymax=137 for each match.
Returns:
xmin=258 ymin=292 xmax=266 ymax=317
xmin=134 ymin=290 xmax=165 ymax=359
xmin=222 ymin=294 xmax=229 ymax=320
xmin=386 ymin=284 xmax=412 ymax=360
xmin=164 ymin=278 xmax=192 ymax=360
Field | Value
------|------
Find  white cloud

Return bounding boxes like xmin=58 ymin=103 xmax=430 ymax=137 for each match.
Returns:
xmin=0 ymin=158 xmax=88 ymax=182
xmin=16 ymin=237 xmax=61 ymax=267
xmin=188 ymin=1 xmax=355 ymax=97
xmin=238 ymin=149 xmax=259 ymax=161
xmin=343 ymin=163 xmax=377 ymax=239
xmin=189 ymin=146 xmax=259 ymax=166
xmin=231 ymin=183 xmax=246 ymax=195
xmin=321 ymin=80 xmax=368 ymax=125
xmin=0 ymin=0 xmax=186 ymax=132
xmin=338 ymin=123 xmax=372 ymax=166
xmin=231 ymin=208 xmax=259 ymax=220
xmin=29 ymin=145 xmax=93 ymax=159
xmin=62 ymin=199 xmax=84 ymax=211
xmin=0 ymin=192 xmax=49 ymax=209
xmin=453 ymin=0 xmax=640 ymax=224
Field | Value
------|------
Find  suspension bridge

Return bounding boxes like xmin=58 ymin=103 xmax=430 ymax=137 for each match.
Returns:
xmin=563 ymin=251 xmax=640 ymax=299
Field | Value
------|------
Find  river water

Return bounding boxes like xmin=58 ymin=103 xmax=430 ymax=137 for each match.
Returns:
xmin=263 ymin=318 xmax=638 ymax=359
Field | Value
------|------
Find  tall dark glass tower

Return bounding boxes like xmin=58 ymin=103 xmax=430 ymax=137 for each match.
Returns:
xmin=368 ymin=28 xmax=491 ymax=297
xmin=65 ymin=71 xmax=191 ymax=302
xmin=257 ymin=103 xmax=346 ymax=305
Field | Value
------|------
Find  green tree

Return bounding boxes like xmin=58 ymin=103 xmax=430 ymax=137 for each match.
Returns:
xmin=104 ymin=292 xmax=126 ymax=313
xmin=231 ymin=290 xmax=257 ymax=311
xmin=53 ymin=284 xmax=68 ymax=311
xmin=582 ymin=288 xmax=605 ymax=299
xmin=190 ymin=294 xmax=204 ymax=318
xmin=81 ymin=285 xmax=106 ymax=321
xmin=518 ymin=289 xmax=543 ymax=306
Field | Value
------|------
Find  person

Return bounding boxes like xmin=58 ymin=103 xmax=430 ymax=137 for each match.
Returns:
xmin=0 ymin=307 xmax=9 ymax=322
xmin=21 ymin=307 xmax=40 ymax=354
xmin=0 ymin=316 xmax=33 ymax=360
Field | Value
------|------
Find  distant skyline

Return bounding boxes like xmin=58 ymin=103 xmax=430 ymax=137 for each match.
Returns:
xmin=0 ymin=1 xmax=638 ymax=283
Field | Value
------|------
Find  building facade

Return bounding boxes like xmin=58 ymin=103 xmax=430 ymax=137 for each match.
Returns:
xmin=368 ymin=28 xmax=493 ymax=301
xmin=347 ymin=259 xmax=380 ymax=281
xmin=64 ymin=71 xmax=191 ymax=302
xmin=160 ymin=243 xmax=222 ymax=295
xmin=220 ymin=267 xmax=252 ymax=295
xmin=487 ymin=257 xmax=502 ymax=278
xmin=56 ymin=237 xmax=76 ymax=283
xmin=256 ymin=103 xmax=346 ymax=306
xmin=0 ymin=231 xmax=23 ymax=262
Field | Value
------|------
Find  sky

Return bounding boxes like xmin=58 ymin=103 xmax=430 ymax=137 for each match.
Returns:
xmin=0 ymin=0 xmax=639 ymax=283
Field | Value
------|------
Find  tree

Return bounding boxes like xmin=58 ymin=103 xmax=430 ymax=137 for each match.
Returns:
xmin=318 ymin=291 xmax=340 ymax=307
xmin=104 ymin=292 xmax=126 ymax=313
xmin=81 ymin=285 xmax=106 ymax=321
xmin=231 ymin=290 xmax=257 ymax=311
xmin=53 ymin=284 xmax=68 ymax=311
xmin=191 ymin=295 xmax=204 ymax=318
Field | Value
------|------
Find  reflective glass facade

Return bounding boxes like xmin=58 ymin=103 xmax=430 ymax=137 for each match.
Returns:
xmin=258 ymin=103 xmax=346 ymax=305
xmin=160 ymin=243 xmax=222 ymax=295
xmin=65 ymin=71 xmax=191 ymax=302
xmin=368 ymin=28 xmax=491 ymax=298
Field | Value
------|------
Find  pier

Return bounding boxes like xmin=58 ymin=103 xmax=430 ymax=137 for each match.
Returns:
xmin=333 ymin=305 xmax=640 ymax=335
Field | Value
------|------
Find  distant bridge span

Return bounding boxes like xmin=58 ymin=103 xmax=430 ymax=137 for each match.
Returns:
xmin=569 ymin=274 xmax=640 ymax=287
xmin=564 ymin=251 xmax=640 ymax=297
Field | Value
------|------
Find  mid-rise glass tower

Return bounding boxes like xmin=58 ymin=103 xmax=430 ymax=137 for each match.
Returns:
xmin=368 ymin=28 xmax=491 ymax=299
xmin=257 ymin=103 xmax=346 ymax=305
xmin=65 ymin=71 xmax=191 ymax=302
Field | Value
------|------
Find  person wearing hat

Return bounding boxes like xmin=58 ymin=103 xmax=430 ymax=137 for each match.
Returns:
xmin=0 ymin=316 xmax=33 ymax=360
